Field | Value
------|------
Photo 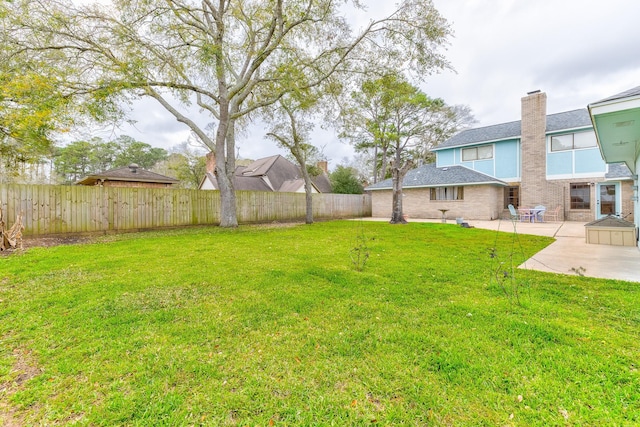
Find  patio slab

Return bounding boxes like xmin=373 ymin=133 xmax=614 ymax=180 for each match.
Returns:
xmin=359 ymin=217 xmax=640 ymax=283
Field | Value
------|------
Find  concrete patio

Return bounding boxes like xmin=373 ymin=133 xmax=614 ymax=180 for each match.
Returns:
xmin=360 ymin=217 xmax=640 ymax=283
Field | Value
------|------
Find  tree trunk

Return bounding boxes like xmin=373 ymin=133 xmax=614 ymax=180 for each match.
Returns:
xmin=291 ymin=148 xmax=314 ymax=224
xmin=389 ymin=158 xmax=413 ymax=224
xmin=215 ymin=102 xmax=238 ymax=228
xmin=372 ymin=144 xmax=378 ymax=184
xmin=302 ymin=168 xmax=314 ymax=224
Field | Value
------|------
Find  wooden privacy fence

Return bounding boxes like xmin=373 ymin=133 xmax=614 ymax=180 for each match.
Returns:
xmin=0 ymin=184 xmax=372 ymax=236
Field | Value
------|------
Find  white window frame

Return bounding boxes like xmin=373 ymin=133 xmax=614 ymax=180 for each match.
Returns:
xmin=550 ymin=131 xmax=597 ymax=152
xmin=461 ymin=145 xmax=493 ymax=161
xmin=430 ymin=186 xmax=464 ymax=201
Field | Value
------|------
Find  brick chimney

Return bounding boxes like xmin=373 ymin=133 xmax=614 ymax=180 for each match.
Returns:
xmin=316 ymin=160 xmax=328 ymax=175
xmin=206 ymin=151 xmax=216 ymax=174
xmin=520 ymin=90 xmax=547 ymax=208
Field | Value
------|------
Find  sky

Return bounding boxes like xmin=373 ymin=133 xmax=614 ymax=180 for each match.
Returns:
xmin=95 ymin=0 xmax=640 ymax=169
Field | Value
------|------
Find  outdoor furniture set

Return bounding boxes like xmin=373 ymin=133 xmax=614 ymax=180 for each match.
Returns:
xmin=508 ymin=204 xmax=561 ymax=223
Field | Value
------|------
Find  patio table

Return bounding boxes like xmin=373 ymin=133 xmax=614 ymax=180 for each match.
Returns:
xmin=519 ymin=208 xmax=545 ymax=222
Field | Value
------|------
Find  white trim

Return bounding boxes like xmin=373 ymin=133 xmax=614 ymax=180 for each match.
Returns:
xmin=546 ymin=131 xmax=598 ymax=153
xmin=499 ymin=176 xmax=521 ymax=183
xmin=546 ymin=125 xmax=593 ymax=135
xmin=589 ymin=97 xmax=640 ymax=115
xmin=432 ymin=137 xmax=519 ymax=151
xmin=595 ymin=181 xmax=618 ymax=219
xmin=262 ymin=176 xmax=274 ymax=191
xmin=547 ymin=172 xmax=606 ymax=180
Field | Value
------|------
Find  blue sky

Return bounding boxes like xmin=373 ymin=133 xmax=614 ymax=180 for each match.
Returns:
xmin=91 ymin=0 xmax=640 ymax=169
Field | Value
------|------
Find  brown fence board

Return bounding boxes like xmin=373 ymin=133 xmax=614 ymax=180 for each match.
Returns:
xmin=0 ymin=184 xmax=371 ymax=236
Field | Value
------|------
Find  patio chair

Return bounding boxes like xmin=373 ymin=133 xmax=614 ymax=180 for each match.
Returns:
xmin=518 ymin=207 xmax=535 ymax=222
xmin=508 ymin=204 xmax=531 ymax=222
xmin=534 ymin=205 xmax=546 ymax=222
xmin=544 ymin=205 xmax=561 ymax=222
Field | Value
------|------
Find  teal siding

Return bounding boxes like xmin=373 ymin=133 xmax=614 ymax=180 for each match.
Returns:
xmin=547 ymin=151 xmax=573 ymax=175
xmin=474 ymin=159 xmax=494 ymax=176
xmin=575 ymin=149 xmax=607 ymax=174
xmin=436 ymin=140 xmax=520 ymax=179
xmin=436 ymin=149 xmax=455 ymax=167
xmin=434 ymin=129 xmax=607 ymax=182
xmin=547 ymin=148 xmax=606 ymax=176
xmin=494 ymin=139 xmax=519 ymax=179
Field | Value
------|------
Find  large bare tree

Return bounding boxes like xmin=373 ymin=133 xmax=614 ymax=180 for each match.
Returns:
xmin=2 ymin=0 xmax=451 ymax=226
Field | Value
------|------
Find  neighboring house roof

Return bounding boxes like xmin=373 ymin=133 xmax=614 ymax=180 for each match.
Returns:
xmin=199 ymin=155 xmax=332 ymax=193
xmin=605 ymin=162 xmax=634 ymax=180
xmin=365 ymin=163 xmax=507 ymax=191
xmin=434 ymin=108 xmax=592 ymax=150
xmin=279 ymin=179 xmax=306 ymax=193
xmin=311 ymin=174 xmax=332 ymax=193
xmin=77 ymin=164 xmax=179 ymax=186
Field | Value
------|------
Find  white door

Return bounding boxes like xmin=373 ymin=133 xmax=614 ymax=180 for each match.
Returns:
xmin=596 ymin=182 xmax=620 ymax=219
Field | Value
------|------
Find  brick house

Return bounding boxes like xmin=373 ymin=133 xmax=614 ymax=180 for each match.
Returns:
xmin=366 ymin=90 xmax=635 ymax=224
xmin=77 ymin=164 xmax=179 ymax=188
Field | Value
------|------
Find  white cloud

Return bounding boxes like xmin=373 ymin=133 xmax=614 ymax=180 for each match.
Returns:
xmin=92 ymin=0 xmax=640 ymax=170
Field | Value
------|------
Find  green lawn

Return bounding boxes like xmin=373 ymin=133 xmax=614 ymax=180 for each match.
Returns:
xmin=0 ymin=221 xmax=638 ymax=426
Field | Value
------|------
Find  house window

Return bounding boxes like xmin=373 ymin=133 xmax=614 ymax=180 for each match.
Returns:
xmin=462 ymin=145 xmax=493 ymax=161
xmin=570 ymin=183 xmax=591 ymax=209
xmin=430 ymin=186 xmax=464 ymax=200
xmin=504 ymin=186 xmax=520 ymax=209
xmin=550 ymin=131 xmax=597 ymax=152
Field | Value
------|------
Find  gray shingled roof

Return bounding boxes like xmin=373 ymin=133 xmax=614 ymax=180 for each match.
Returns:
xmin=605 ymin=162 xmax=634 ymax=180
xmin=365 ymin=163 xmax=507 ymax=190
xmin=434 ymin=109 xmax=592 ymax=150
xmin=593 ymin=86 xmax=640 ymax=104
xmin=201 ymin=155 xmax=333 ymax=193
xmin=77 ymin=165 xmax=179 ymax=185
xmin=240 ymin=155 xmax=280 ymax=177
xmin=547 ymin=109 xmax=592 ymax=131
xmin=279 ymin=179 xmax=306 ymax=192
xmin=311 ymin=174 xmax=333 ymax=193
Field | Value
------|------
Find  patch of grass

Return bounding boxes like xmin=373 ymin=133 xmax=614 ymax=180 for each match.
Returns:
xmin=0 ymin=221 xmax=638 ymax=425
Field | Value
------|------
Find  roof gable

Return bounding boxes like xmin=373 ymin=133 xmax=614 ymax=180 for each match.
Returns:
xmin=264 ymin=156 xmax=302 ymax=191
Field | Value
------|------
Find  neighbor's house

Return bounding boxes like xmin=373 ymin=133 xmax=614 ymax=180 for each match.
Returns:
xmin=367 ymin=90 xmax=635 ymax=225
xmin=77 ymin=163 xmax=179 ymax=188
xmin=199 ymin=153 xmax=332 ymax=193
xmin=588 ymin=86 xmax=640 ymax=246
